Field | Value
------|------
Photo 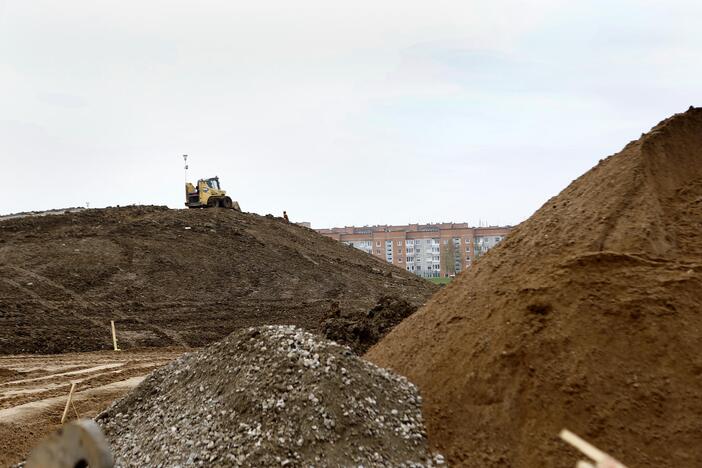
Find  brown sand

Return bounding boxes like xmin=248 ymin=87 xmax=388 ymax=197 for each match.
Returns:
xmin=366 ymin=107 xmax=702 ymax=467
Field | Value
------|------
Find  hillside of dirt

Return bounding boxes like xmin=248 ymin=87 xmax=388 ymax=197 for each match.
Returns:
xmin=98 ymin=325 xmax=438 ymax=466
xmin=321 ymin=295 xmax=419 ymax=355
xmin=366 ymin=107 xmax=702 ymax=467
xmin=0 ymin=206 xmax=436 ymax=354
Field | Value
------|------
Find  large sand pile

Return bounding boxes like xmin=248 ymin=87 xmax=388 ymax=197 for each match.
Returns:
xmin=0 ymin=206 xmax=435 ymax=354
xmin=98 ymin=325 xmax=439 ymax=466
xmin=367 ymin=107 xmax=702 ymax=467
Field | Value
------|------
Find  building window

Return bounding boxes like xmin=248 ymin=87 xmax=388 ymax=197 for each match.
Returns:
xmin=443 ymin=239 xmax=448 ymax=245
xmin=375 ymin=241 xmax=380 ymax=247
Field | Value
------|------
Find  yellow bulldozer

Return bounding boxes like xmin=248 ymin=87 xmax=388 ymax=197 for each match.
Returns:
xmin=185 ymin=176 xmax=241 ymax=211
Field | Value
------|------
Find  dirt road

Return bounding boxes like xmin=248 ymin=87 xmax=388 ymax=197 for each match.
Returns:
xmin=0 ymin=348 xmax=185 ymax=465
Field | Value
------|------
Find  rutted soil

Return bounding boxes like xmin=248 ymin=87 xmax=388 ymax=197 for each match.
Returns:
xmin=0 ymin=206 xmax=436 ymax=354
xmin=0 ymin=348 xmax=184 ymax=466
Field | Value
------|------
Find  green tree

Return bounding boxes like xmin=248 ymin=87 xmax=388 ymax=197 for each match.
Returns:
xmin=441 ymin=240 xmax=456 ymax=277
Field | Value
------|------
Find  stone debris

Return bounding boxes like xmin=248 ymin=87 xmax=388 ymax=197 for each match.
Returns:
xmin=97 ymin=325 xmax=441 ymax=467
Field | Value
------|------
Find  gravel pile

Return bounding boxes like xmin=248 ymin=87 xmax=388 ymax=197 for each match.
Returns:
xmin=97 ymin=325 xmax=440 ymax=467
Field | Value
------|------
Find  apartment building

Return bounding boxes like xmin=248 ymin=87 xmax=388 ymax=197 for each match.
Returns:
xmin=316 ymin=223 xmax=512 ymax=278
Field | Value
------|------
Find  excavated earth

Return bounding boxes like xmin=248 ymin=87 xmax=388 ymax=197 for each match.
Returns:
xmin=367 ymin=107 xmax=702 ymax=467
xmin=98 ymin=325 xmax=440 ymax=467
xmin=322 ymin=296 xmax=419 ymax=355
xmin=0 ymin=207 xmax=436 ymax=354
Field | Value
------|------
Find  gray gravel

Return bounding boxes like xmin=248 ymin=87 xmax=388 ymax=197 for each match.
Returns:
xmin=97 ymin=325 xmax=442 ymax=467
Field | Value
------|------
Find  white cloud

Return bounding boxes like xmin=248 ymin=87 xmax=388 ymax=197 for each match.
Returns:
xmin=1 ymin=0 xmax=699 ymax=227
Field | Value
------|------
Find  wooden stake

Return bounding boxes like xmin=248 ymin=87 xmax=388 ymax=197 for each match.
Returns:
xmin=111 ymin=320 xmax=121 ymax=351
xmin=560 ymin=429 xmax=607 ymax=463
xmin=71 ymin=400 xmax=80 ymax=419
xmin=576 ymin=462 xmax=596 ymax=468
xmin=560 ymin=429 xmax=627 ymax=468
xmin=61 ymin=383 xmax=76 ymax=424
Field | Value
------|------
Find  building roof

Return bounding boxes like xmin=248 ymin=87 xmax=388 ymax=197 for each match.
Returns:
xmin=316 ymin=223 xmax=513 ymax=235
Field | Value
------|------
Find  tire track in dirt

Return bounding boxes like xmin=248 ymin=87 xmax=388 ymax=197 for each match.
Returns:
xmin=0 ymin=348 xmax=186 ymax=466
xmin=5 ymin=266 xmax=93 ymax=307
xmin=2 ymin=265 xmax=190 ymax=348
xmin=0 ymin=376 xmax=146 ymax=423
xmin=1 ymin=363 xmax=124 ymax=387
xmin=0 ymin=268 xmax=106 ymax=332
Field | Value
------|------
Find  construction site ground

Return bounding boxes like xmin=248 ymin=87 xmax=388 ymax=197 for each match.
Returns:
xmin=0 ymin=348 xmax=185 ymax=465
xmin=0 ymin=206 xmax=435 ymax=355
xmin=4 ymin=109 xmax=701 ymax=467
xmin=0 ymin=206 xmax=437 ymax=463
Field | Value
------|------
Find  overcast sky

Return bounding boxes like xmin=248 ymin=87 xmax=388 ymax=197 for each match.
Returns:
xmin=1 ymin=1 xmax=700 ymax=227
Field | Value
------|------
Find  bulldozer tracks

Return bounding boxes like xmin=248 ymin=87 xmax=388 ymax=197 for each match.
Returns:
xmin=4 ymin=265 xmax=93 ymax=308
xmin=0 ymin=265 xmax=190 ymax=348
xmin=0 ymin=348 xmax=185 ymax=465
xmin=0 ymin=267 xmax=107 ymax=333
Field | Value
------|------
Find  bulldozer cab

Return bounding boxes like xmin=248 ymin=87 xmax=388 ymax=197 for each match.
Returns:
xmin=203 ymin=177 xmax=220 ymax=190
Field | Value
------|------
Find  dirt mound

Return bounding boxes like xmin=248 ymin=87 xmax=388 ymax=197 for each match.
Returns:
xmin=0 ymin=206 xmax=435 ymax=354
xmin=98 ymin=325 xmax=439 ymax=466
xmin=366 ymin=107 xmax=702 ymax=467
xmin=322 ymin=296 xmax=419 ymax=354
